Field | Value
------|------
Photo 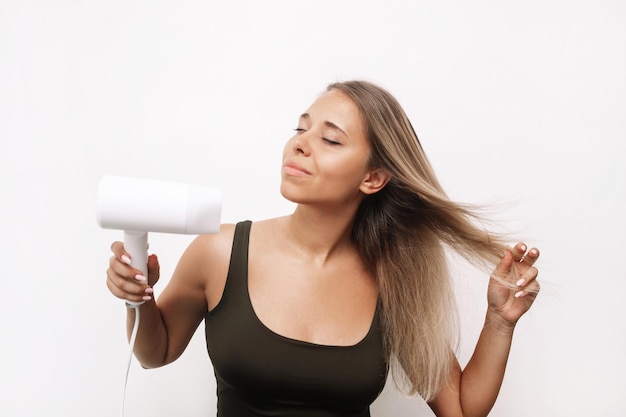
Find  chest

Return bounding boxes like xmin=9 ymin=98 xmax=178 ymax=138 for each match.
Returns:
xmin=248 ymin=239 xmax=379 ymax=347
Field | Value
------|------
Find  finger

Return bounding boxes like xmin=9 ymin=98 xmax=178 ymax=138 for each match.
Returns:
xmin=521 ymin=247 xmax=540 ymax=267
xmin=511 ymin=243 xmax=541 ymax=268
xmin=111 ymin=241 xmax=132 ymax=265
xmin=108 ymin=255 xmax=147 ymax=284
xmin=492 ymin=249 xmax=514 ymax=279
xmin=514 ymin=266 xmax=539 ymax=288
xmin=106 ymin=269 xmax=152 ymax=303
xmin=510 ymin=242 xmax=528 ymax=263
xmin=147 ymin=254 xmax=160 ymax=286
xmin=515 ymin=279 xmax=540 ymax=298
xmin=107 ymin=280 xmax=153 ymax=303
xmin=106 ymin=263 xmax=147 ymax=291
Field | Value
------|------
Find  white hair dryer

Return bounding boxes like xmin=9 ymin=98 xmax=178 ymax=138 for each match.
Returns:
xmin=96 ymin=175 xmax=222 ymax=305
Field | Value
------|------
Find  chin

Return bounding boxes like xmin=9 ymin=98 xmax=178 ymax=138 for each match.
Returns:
xmin=280 ymin=182 xmax=314 ymax=205
xmin=280 ymin=184 xmax=302 ymax=204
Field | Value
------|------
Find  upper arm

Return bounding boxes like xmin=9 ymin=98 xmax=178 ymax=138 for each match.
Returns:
xmin=155 ymin=224 xmax=235 ymax=364
xmin=427 ymin=356 xmax=464 ymax=417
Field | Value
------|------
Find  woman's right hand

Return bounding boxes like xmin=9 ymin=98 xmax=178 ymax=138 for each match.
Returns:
xmin=106 ymin=241 xmax=161 ymax=304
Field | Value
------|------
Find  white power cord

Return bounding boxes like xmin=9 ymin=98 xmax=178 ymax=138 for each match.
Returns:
xmin=121 ymin=304 xmax=141 ymax=417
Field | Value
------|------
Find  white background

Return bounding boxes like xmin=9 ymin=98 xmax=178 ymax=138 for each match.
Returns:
xmin=1 ymin=1 xmax=625 ymax=416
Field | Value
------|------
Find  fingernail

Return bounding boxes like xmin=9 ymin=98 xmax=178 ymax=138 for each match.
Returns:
xmin=144 ymin=287 xmax=153 ymax=294
xmin=142 ymin=295 xmax=152 ymax=301
xmin=121 ymin=255 xmax=132 ymax=265
xmin=520 ymin=244 xmax=526 ymax=252
xmin=530 ymin=249 xmax=538 ymax=256
xmin=516 ymin=278 xmax=525 ymax=286
xmin=135 ymin=274 xmax=147 ymax=282
xmin=515 ymin=290 xmax=524 ymax=298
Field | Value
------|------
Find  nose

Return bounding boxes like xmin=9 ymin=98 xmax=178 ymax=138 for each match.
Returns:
xmin=292 ymin=133 xmax=311 ymax=156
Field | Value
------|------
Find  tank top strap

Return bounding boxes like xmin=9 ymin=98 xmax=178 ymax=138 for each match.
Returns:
xmin=220 ymin=220 xmax=252 ymax=307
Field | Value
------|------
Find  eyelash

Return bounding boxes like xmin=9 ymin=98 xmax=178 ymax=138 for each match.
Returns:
xmin=293 ymin=128 xmax=341 ymax=145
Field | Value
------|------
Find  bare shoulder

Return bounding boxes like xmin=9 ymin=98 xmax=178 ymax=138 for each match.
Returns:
xmin=188 ymin=222 xmax=238 ymax=264
xmin=189 ymin=223 xmax=237 ymax=277
xmin=249 ymin=217 xmax=287 ymax=241
xmin=161 ymin=223 xmax=239 ymax=311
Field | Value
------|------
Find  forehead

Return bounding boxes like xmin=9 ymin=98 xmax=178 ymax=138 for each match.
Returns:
xmin=304 ymin=89 xmax=365 ymax=134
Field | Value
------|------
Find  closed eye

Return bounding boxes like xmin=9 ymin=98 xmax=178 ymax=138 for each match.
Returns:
xmin=294 ymin=128 xmax=341 ymax=145
xmin=323 ymin=138 xmax=341 ymax=145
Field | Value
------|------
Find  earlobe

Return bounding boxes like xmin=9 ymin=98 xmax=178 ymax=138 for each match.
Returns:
xmin=360 ymin=169 xmax=391 ymax=195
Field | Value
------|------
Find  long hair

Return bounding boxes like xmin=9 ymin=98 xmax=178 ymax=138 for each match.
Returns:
xmin=328 ymin=80 xmax=510 ymax=401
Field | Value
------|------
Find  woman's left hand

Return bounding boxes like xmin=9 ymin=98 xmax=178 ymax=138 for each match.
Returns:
xmin=487 ymin=243 xmax=540 ymax=327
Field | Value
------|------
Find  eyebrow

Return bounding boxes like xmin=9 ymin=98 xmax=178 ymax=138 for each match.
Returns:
xmin=299 ymin=113 xmax=348 ymax=137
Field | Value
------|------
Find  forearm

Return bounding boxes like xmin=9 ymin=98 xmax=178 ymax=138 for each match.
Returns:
xmin=126 ymin=299 xmax=169 ymax=368
xmin=431 ymin=244 xmax=540 ymax=417
xmin=459 ymin=310 xmax=516 ymax=417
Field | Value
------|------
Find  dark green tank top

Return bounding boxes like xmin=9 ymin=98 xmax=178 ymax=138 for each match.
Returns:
xmin=205 ymin=221 xmax=388 ymax=416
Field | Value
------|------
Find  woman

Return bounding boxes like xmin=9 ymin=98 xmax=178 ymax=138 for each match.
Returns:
xmin=107 ymin=80 xmax=540 ymax=417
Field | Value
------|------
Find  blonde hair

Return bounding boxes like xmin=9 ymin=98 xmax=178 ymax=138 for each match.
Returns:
xmin=328 ymin=80 xmax=510 ymax=401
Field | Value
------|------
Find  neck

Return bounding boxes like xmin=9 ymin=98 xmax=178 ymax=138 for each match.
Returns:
xmin=281 ymin=204 xmax=359 ymax=265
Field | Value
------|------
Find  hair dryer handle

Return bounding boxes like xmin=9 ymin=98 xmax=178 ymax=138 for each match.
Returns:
xmin=123 ymin=230 xmax=149 ymax=306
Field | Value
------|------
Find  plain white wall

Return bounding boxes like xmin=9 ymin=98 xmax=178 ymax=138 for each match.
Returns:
xmin=1 ymin=1 xmax=625 ymax=416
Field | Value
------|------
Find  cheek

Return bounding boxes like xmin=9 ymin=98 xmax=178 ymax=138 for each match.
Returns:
xmin=318 ymin=153 xmax=368 ymax=183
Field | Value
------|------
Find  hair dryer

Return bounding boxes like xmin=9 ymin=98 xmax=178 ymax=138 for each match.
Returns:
xmin=96 ymin=175 xmax=222 ymax=305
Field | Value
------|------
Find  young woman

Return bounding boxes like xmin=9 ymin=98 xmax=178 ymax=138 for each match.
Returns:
xmin=106 ymin=80 xmax=540 ymax=417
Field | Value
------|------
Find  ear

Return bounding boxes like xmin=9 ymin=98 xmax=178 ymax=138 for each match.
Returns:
xmin=359 ymin=168 xmax=391 ymax=195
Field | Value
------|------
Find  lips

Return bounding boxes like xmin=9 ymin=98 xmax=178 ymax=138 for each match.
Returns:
xmin=283 ymin=160 xmax=311 ymax=176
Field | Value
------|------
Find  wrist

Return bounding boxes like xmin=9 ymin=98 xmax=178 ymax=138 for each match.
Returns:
xmin=485 ymin=308 xmax=517 ymax=336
